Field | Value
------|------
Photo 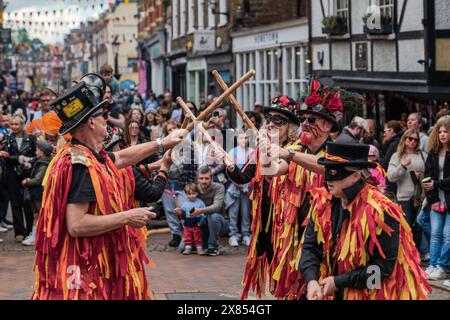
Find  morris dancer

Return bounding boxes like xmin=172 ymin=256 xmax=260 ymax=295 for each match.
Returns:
xmin=32 ymin=74 xmax=185 ymax=300
xmin=266 ymin=81 xmax=346 ymax=299
xmin=300 ymin=142 xmax=430 ymax=300
xmin=224 ymin=96 xmax=300 ymax=299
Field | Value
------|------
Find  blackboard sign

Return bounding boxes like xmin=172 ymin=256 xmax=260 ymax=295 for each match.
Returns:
xmin=355 ymin=42 xmax=368 ymax=70
xmin=0 ymin=28 xmax=11 ymax=44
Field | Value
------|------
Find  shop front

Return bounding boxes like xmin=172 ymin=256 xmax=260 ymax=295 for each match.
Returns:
xmin=232 ymin=18 xmax=310 ymax=117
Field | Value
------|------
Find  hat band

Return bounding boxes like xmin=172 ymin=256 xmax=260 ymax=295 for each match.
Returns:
xmin=324 ymin=153 xmax=350 ymax=163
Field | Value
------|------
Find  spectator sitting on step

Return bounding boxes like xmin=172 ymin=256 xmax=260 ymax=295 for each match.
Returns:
xmin=174 ymin=183 xmax=207 ymax=255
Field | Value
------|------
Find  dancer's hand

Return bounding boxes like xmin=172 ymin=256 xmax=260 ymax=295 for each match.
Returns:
xmin=319 ymin=277 xmax=337 ymax=297
xmin=125 ymin=207 xmax=156 ymax=228
xmin=162 ymin=129 xmax=187 ymax=150
xmin=306 ymin=280 xmax=324 ymax=300
xmin=160 ymin=150 xmax=173 ymax=169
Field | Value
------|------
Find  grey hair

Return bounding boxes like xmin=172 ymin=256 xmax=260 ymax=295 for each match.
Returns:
xmin=198 ymin=165 xmax=212 ymax=176
xmin=288 ymin=123 xmax=299 ymax=143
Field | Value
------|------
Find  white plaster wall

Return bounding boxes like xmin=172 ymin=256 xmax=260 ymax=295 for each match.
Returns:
xmin=312 ymin=43 xmax=330 ymax=70
xmin=398 ymin=0 xmax=424 ymax=32
xmin=311 ymin=0 xmax=333 ymax=37
xmin=351 ymin=0 xmax=369 ymax=35
xmin=372 ymin=41 xmax=396 ymax=72
xmin=435 ymin=0 xmax=450 ymax=30
xmin=398 ymin=39 xmax=425 ymax=72
xmin=331 ymin=42 xmax=351 ymax=70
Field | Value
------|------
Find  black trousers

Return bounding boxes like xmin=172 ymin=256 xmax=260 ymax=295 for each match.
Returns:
xmin=398 ymin=199 xmax=422 ymax=250
xmin=4 ymin=168 xmax=33 ymax=236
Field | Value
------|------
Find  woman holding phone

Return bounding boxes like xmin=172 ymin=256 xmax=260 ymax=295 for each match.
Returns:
xmin=387 ymin=128 xmax=426 ymax=249
xmin=423 ymin=116 xmax=450 ymax=281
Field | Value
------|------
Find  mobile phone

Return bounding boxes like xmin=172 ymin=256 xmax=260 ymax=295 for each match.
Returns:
xmin=422 ymin=177 xmax=432 ymax=183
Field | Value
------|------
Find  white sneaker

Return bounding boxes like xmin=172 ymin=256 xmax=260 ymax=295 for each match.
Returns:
xmin=428 ymin=266 xmax=447 ymax=280
xmin=0 ymin=238 xmax=3 ymax=243
xmin=242 ymin=236 xmax=251 ymax=246
xmin=22 ymin=235 xmax=35 ymax=246
xmin=228 ymin=236 xmax=239 ymax=247
xmin=443 ymin=280 xmax=450 ymax=288
xmin=0 ymin=222 xmax=12 ymax=230
xmin=0 ymin=225 xmax=8 ymax=233
xmin=425 ymin=266 xmax=437 ymax=278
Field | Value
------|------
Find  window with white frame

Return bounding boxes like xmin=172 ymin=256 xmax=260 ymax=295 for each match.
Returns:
xmin=370 ymin=0 xmax=393 ymax=21
xmin=172 ymin=0 xmax=179 ymax=38
xmin=335 ymin=0 xmax=349 ymax=22
xmin=208 ymin=1 xmax=215 ymax=29
xmin=283 ymin=46 xmax=309 ymax=100
xmin=219 ymin=0 xmax=228 ymax=26
xmin=236 ymin=49 xmax=278 ymax=110
xmin=198 ymin=0 xmax=205 ymax=30
xmin=180 ymin=0 xmax=186 ymax=36
xmin=188 ymin=0 xmax=195 ymax=33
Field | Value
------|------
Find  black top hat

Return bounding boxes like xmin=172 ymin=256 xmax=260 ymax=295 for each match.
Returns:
xmin=317 ymin=142 xmax=377 ymax=168
xmin=263 ymin=96 xmax=300 ymax=125
xmin=51 ymin=73 xmax=108 ymax=135
xmin=298 ymin=80 xmax=343 ymax=132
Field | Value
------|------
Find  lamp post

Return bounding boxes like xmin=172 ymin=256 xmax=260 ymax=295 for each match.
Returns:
xmin=111 ymin=37 xmax=121 ymax=80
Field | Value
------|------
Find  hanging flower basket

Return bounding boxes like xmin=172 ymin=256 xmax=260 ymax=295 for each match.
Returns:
xmin=322 ymin=16 xmax=348 ymax=35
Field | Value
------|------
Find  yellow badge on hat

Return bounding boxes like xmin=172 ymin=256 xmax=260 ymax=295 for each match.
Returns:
xmin=62 ymin=98 xmax=84 ymax=118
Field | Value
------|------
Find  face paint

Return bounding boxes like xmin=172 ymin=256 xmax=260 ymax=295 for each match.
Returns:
xmin=324 ymin=166 xmax=354 ymax=181
xmin=300 ymin=132 xmax=313 ymax=145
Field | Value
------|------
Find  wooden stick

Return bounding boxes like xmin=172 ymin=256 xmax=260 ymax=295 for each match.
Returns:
xmin=177 ymin=97 xmax=235 ymax=166
xmin=184 ymin=69 xmax=256 ymax=132
xmin=212 ymin=70 xmax=258 ymax=132
xmin=181 ymin=116 xmax=190 ymax=129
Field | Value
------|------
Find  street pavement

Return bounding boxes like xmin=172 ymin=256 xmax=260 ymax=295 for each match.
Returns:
xmin=0 ymin=225 xmax=449 ymax=300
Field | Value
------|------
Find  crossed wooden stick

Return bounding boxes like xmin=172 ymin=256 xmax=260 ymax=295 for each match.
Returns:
xmin=176 ymin=69 xmax=257 ymax=166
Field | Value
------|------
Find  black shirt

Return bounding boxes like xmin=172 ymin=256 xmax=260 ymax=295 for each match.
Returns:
xmin=67 ymin=140 xmax=166 ymax=204
xmin=67 ymin=142 xmax=115 ymax=203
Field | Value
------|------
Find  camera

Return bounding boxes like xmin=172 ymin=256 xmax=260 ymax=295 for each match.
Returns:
xmin=212 ymin=111 xmax=220 ymax=118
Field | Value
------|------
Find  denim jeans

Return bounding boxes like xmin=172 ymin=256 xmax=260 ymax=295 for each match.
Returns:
xmin=161 ymin=192 xmax=182 ymax=237
xmin=228 ymin=191 xmax=251 ymax=238
xmin=207 ymin=213 xmax=229 ymax=250
xmin=429 ymin=210 xmax=450 ymax=269
xmin=417 ymin=209 xmax=431 ymax=254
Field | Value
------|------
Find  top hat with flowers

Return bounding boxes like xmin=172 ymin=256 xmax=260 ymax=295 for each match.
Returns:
xmin=263 ymin=96 xmax=300 ymax=125
xmin=298 ymin=79 xmax=344 ymax=132
xmin=51 ymin=73 xmax=109 ymax=135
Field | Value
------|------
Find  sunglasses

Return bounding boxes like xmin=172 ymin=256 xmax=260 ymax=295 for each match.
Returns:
xmin=299 ymin=116 xmax=317 ymax=125
xmin=264 ymin=113 xmax=289 ymax=127
xmin=41 ymin=99 xmax=50 ymax=103
xmin=92 ymin=110 xmax=109 ymax=120
xmin=407 ymin=136 xmax=419 ymax=142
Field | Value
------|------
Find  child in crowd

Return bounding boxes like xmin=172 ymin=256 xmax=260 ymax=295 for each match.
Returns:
xmin=174 ymin=183 xmax=207 ymax=255
xmin=368 ymin=144 xmax=387 ymax=193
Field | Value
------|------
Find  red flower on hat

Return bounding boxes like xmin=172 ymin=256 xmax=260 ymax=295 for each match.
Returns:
xmin=305 ymin=92 xmax=321 ymax=108
xmin=279 ymin=96 xmax=290 ymax=107
xmin=327 ymin=93 xmax=343 ymax=113
xmin=311 ymin=79 xmax=321 ymax=92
